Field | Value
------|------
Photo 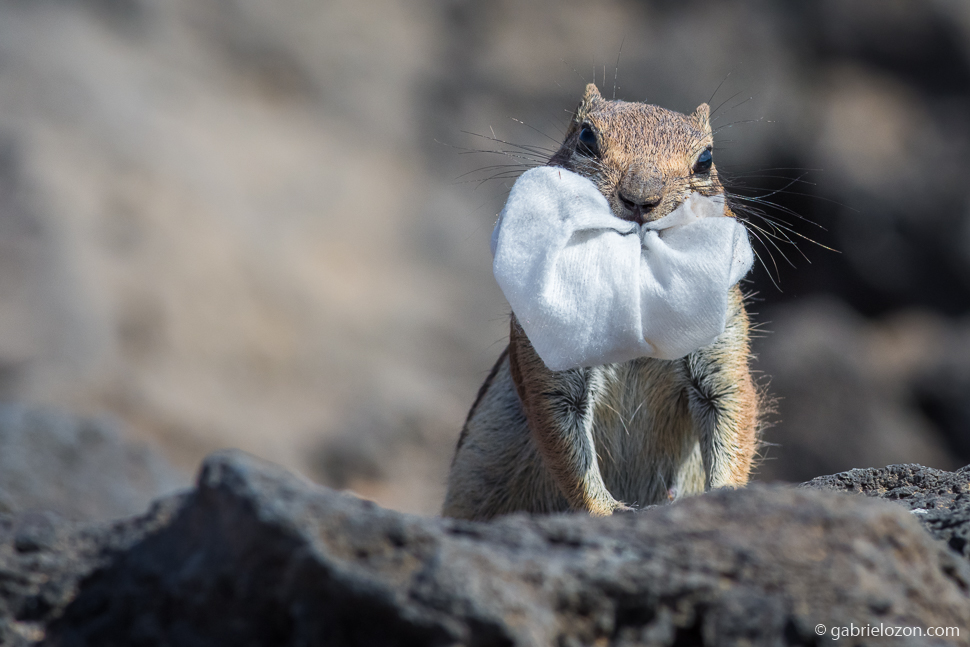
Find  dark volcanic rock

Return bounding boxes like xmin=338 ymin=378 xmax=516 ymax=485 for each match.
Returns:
xmin=24 ymin=452 xmax=969 ymax=646
xmin=0 ymin=497 xmax=185 ymax=647
xmin=805 ymin=463 xmax=970 ymax=564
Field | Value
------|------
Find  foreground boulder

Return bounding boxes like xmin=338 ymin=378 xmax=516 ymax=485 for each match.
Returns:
xmin=1 ymin=452 xmax=968 ymax=646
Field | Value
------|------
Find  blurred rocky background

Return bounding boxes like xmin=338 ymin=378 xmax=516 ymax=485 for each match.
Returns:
xmin=0 ymin=404 xmax=183 ymax=521
xmin=0 ymin=0 xmax=967 ymax=517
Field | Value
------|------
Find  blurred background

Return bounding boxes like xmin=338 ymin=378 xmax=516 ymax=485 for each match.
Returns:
xmin=0 ymin=0 xmax=968 ymax=518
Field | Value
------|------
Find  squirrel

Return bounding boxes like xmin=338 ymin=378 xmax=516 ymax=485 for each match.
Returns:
xmin=441 ymin=83 xmax=761 ymax=520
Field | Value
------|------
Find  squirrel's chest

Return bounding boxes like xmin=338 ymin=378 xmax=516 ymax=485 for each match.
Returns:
xmin=589 ymin=358 xmax=697 ymax=465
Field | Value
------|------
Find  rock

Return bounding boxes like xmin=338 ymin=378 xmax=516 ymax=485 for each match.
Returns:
xmin=0 ymin=496 xmax=185 ymax=647
xmin=10 ymin=452 xmax=962 ymax=646
xmin=0 ymin=404 xmax=187 ymax=521
xmin=805 ymin=463 xmax=970 ymax=563
xmin=12 ymin=511 xmax=59 ymax=554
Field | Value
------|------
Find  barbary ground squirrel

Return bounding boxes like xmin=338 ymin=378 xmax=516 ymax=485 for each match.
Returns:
xmin=442 ymin=84 xmax=762 ymax=520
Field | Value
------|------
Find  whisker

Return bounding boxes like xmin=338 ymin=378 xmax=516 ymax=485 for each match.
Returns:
xmin=741 ymin=172 xmax=812 ymax=201
xmin=613 ymin=37 xmax=625 ymax=100
xmin=454 ymin=164 xmax=534 ymax=181
xmin=509 ymin=117 xmax=563 ymax=147
xmin=710 ymin=91 xmax=744 ymax=120
xmin=727 ymin=185 xmax=855 ymax=211
xmin=740 ymin=219 xmax=799 ymax=268
xmin=727 ymin=192 xmax=827 ymax=229
xmin=438 ymin=139 xmax=549 ymax=163
xmin=712 ymin=117 xmax=762 ymax=132
xmin=721 ymin=174 xmax=817 ymax=186
xmin=742 ymin=225 xmax=783 ymax=291
xmin=721 ymin=166 xmax=823 ymax=176
xmin=707 ymin=71 xmax=732 ymax=107
xmin=460 ymin=130 xmax=558 ymax=158
xmin=562 ymin=58 xmax=591 ymax=87
xmin=731 ymin=198 xmax=837 ymax=254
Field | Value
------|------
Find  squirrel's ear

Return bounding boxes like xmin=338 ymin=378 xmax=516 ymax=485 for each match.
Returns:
xmin=575 ymin=83 xmax=602 ymax=122
xmin=693 ymin=103 xmax=712 ymax=135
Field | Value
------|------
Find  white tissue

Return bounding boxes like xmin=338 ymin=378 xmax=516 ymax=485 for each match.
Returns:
xmin=491 ymin=166 xmax=753 ymax=371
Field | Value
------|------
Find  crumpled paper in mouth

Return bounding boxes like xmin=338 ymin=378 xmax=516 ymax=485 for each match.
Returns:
xmin=491 ymin=166 xmax=753 ymax=371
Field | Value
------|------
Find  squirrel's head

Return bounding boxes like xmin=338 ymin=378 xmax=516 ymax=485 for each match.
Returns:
xmin=549 ymin=83 xmax=725 ymax=225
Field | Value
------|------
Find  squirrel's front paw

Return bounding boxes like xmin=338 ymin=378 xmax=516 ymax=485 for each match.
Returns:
xmin=585 ymin=497 xmax=636 ymax=516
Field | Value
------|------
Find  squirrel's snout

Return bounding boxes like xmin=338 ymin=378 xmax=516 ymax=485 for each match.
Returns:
xmin=618 ymin=166 xmax=664 ymax=224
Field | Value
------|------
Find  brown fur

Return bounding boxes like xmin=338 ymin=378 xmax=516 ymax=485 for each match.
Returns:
xmin=442 ymin=84 xmax=760 ymax=520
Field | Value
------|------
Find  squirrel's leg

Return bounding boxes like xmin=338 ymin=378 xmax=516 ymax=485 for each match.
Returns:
xmin=685 ymin=288 xmax=759 ymax=489
xmin=508 ymin=317 xmax=624 ymax=516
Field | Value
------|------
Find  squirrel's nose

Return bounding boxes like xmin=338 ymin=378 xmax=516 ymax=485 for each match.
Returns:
xmin=618 ymin=192 xmax=662 ymax=213
xmin=617 ymin=191 xmax=662 ymax=224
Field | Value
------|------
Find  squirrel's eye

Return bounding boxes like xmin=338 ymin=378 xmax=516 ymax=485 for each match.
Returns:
xmin=577 ymin=127 xmax=600 ymax=157
xmin=693 ymin=148 xmax=713 ymax=174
